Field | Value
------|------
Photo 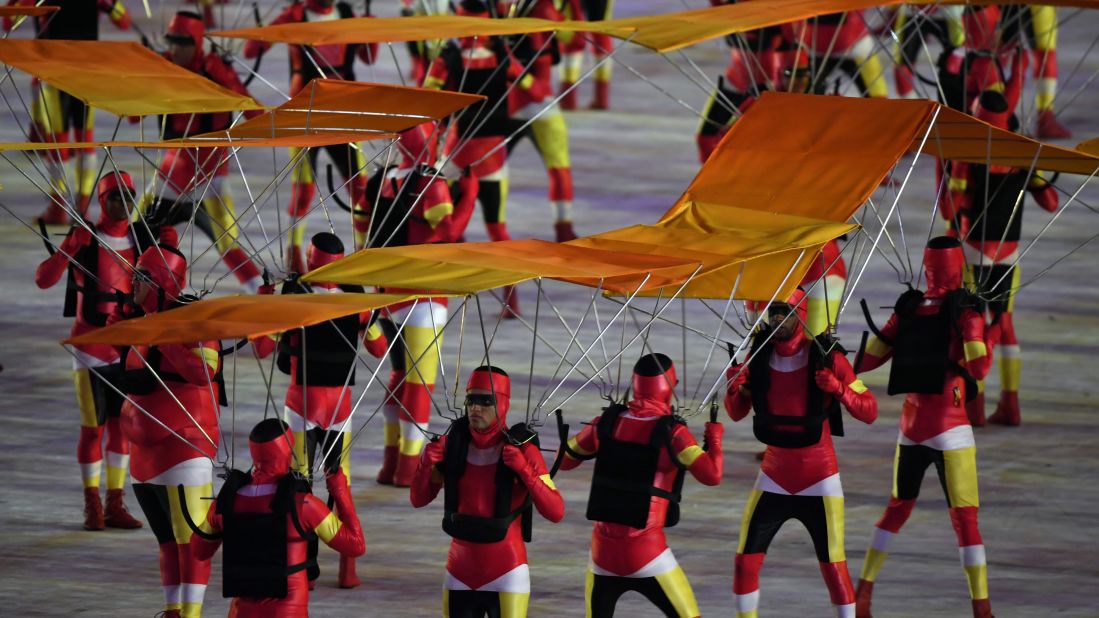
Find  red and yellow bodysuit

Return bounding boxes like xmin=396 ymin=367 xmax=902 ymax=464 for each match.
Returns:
xmin=853 ymin=237 xmax=994 ymax=618
xmin=561 ymin=353 xmax=723 ymax=618
xmin=242 ymin=0 xmax=379 ymax=264
xmin=147 ymin=11 xmax=264 ymax=292
xmin=410 ymin=367 xmax=565 ymax=617
xmin=5 ymin=0 xmax=131 ymax=224
xmin=784 ymin=11 xmax=887 ymax=98
xmin=557 ymin=0 xmax=615 ymax=110
xmin=36 ymin=172 xmax=144 ymax=531
xmin=121 ymin=245 xmax=221 ymax=618
xmin=725 ymin=292 xmax=876 ymax=618
xmin=192 ymin=420 xmax=365 ymax=618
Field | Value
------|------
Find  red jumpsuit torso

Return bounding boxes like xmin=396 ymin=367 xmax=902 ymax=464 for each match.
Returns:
xmin=121 ymin=339 xmax=221 ymax=481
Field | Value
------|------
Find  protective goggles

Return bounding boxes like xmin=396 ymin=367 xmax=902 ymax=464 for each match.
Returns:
xmin=767 ymin=303 xmax=793 ymax=319
xmin=464 ymin=393 xmax=497 ymax=408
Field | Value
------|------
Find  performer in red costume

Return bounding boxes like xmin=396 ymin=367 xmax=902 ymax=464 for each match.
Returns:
xmin=784 ymin=11 xmax=887 ymax=98
xmin=506 ymin=0 xmax=580 ymax=243
xmin=411 ymin=366 xmax=565 ymax=617
xmin=122 ymin=245 xmax=222 ymax=618
xmin=3 ymin=0 xmax=131 ymax=225
xmin=891 ymin=4 xmax=963 ymax=99
xmin=560 ymin=353 xmax=723 ymax=617
xmin=252 ymin=232 xmax=386 ymax=588
xmin=724 ymin=289 xmax=877 ymax=618
xmin=36 ymin=171 xmax=148 ymax=531
xmin=853 ymin=237 xmax=994 ymax=618
xmin=190 ymin=418 xmax=366 ymax=617
xmin=143 ymin=11 xmax=264 ymax=292
xmin=243 ymin=0 xmax=379 ymax=264
xmin=944 ymin=84 xmax=1057 ymax=427
xmin=557 ymin=0 xmax=614 ymax=109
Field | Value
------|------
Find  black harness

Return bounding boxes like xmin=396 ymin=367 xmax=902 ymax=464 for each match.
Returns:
xmin=746 ymin=329 xmax=844 ymax=449
xmin=212 ymin=470 xmax=318 ymax=599
xmin=869 ymin=288 xmax=979 ymax=402
xmin=440 ymin=417 xmax=534 ymax=544
xmin=62 ymin=229 xmax=132 ymax=327
xmin=276 ymin=278 xmax=365 ymax=386
xmin=362 ymin=165 xmax=441 ymax=248
xmin=440 ymin=39 xmax=513 ymax=138
xmin=577 ymin=403 xmax=688 ymax=530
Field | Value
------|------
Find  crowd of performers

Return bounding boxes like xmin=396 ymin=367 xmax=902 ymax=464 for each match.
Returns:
xmin=14 ymin=1 xmax=1086 ymax=617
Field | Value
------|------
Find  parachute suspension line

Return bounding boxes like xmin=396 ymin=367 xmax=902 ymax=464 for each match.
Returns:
xmin=670 ymin=50 xmax=743 ymax=118
xmin=604 ymin=297 xmax=729 ymax=345
xmin=534 ymin=279 xmax=606 ymax=411
xmin=473 ymin=293 xmax=511 ymax=436
xmin=692 ymin=262 xmax=746 ymax=402
xmin=841 ymin=105 xmax=941 ymax=319
xmin=986 ymin=166 xmax=1099 ymax=300
xmin=615 ymin=300 xmax=627 ymax=401
xmin=608 ymin=49 xmax=712 ymax=124
xmin=364 ymin=139 xmax=398 ymax=249
xmin=223 ymin=48 xmax=290 ymax=101
xmin=129 ymin=344 xmax=220 ymax=451
xmin=860 ymin=199 xmax=906 ymax=282
xmin=386 ymin=43 xmax=409 ymax=88
xmin=223 ymin=134 xmax=278 ymax=266
xmin=808 ymin=11 xmax=849 ymax=95
xmin=547 ymin=265 xmax=704 ymax=416
xmin=624 ymin=288 xmax=681 ymax=409
xmin=61 ymin=344 xmax=215 ymax=462
xmin=230 ymin=337 xmax=238 ymax=470
xmin=1010 ymin=225 xmax=1099 ymax=297
xmin=697 ymin=251 xmax=805 ymax=412
xmin=682 ymin=299 xmax=689 ymax=401
xmin=589 ymin=291 xmax=618 ymax=392
xmin=453 ymin=299 xmax=469 ymax=413
xmin=251 ymin=337 xmax=282 ymax=422
xmin=526 ymin=278 xmax=543 ymax=422
xmin=467 ymin=31 xmax=639 ymax=170
xmin=917 ymin=163 xmax=951 ymax=290
xmin=427 ymin=292 xmax=450 ymax=411
xmin=980 ymin=146 xmax=1044 ymax=291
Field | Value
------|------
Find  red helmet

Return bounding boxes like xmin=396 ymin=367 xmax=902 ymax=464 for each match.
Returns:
xmin=96 ymin=170 xmax=135 ymax=209
xmin=136 ymin=244 xmax=188 ymax=312
xmin=466 ymin=365 xmax=511 ymax=422
xmin=631 ymin=353 xmax=677 ymax=405
xmin=166 ymin=10 xmax=204 ymax=51
xmin=306 ymin=232 xmax=345 ymax=273
xmin=923 ymin=236 xmax=964 ymax=294
xmin=248 ymin=418 xmax=295 ymax=478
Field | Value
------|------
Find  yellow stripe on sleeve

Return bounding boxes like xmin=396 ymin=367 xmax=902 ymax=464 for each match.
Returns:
xmin=866 ymin=336 xmax=892 ymax=358
xmin=423 ymin=201 xmax=454 ymax=229
xmin=964 ymin=341 xmax=988 ymax=363
xmin=847 ymin=379 xmax=868 ymax=394
xmin=566 ymin=436 xmax=593 ymax=458
xmin=315 ymin=511 xmax=343 ymax=544
xmin=676 ymin=444 xmax=704 ymax=468
xmin=538 ymin=474 xmax=557 ymax=491
xmin=191 ymin=346 xmax=219 ymax=369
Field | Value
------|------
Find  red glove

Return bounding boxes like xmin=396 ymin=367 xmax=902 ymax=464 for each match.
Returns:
xmin=726 ymin=364 xmax=748 ymax=391
xmin=364 ymin=334 xmax=388 ymax=359
xmin=325 ymin=468 xmax=350 ymax=495
xmin=814 ymin=368 xmax=845 ymax=396
xmin=985 ymin=320 xmax=1002 ymax=349
xmin=501 ymin=444 xmax=531 ymax=477
xmin=157 ymin=225 xmax=180 ymax=248
xmin=704 ymin=421 xmax=724 ymax=449
xmin=422 ymin=438 xmax=445 ymax=468
xmin=1031 ymin=184 xmax=1058 ymax=213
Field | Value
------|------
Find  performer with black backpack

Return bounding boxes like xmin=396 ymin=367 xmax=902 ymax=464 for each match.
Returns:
xmin=852 ymin=237 xmax=994 ymax=618
xmin=559 ymin=353 xmax=723 ymax=618
xmin=410 ymin=366 xmax=565 ymax=617
xmin=189 ymin=418 xmax=365 ymax=617
xmin=724 ymin=289 xmax=877 ymax=618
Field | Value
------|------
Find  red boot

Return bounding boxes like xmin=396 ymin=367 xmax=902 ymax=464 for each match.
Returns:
xmin=590 ymin=81 xmax=610 ymax=110
xmin=83 ymin=487 xmax=105 ymax=531
xmin=501 ymin=285 xmax=521 ymax=319
xmin=1036 ymin=110 xmax=1071 ymax=139
xmin=286 ymin=244 xmax=305 ymax=275
xmin=988 ymin=391 xmax=1021 ymax=426
xmin=972 ymin=598 xmax=994 ymax=618
xmin=966 ymin=391 xmax=986 ymax=427
xmin=393 ymin=453 xmax=420 ymax=488
xmin=559 ymin=82 xmax=577 ymax=110
xmin=105 ymin=488 xmax=143 ymax=529
xmin=376 ymin=445 xmax=398 ymax=485
xmin=554 ymin=221 xmax=577 ymax=243
xmin=855 ymin=579 xmax=874 ymax=618
xmin=338 ymin=554 xmax=361 ymax=589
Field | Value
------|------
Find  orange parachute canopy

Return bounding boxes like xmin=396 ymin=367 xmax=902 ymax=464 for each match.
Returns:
xmin=302 ymin=238 xmax=702 ymax=295
xmin=65 ymin=293 xmax=421 ymax=346
xmin=0 ymin=40 xmax=263 ymax=117
xmin=1077 ymin=136 xmax=1099 ymax=157
xmin=0 ymin=79 xmax=484 ymax=151
xmin=213 ymin=14 xmax=632 ymax=46
xmin=0 ymin=5 xmax=58 ymax=17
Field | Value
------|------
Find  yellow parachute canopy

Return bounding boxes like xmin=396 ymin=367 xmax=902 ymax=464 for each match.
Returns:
xmin=302 ymin=238 xmax=702 ymax=295
xmin=0 ymin=40 xmax=263 ymax=117
xmin=1076 ymin=136 xmax=1099 ymax=157
xmin=0 ymin=80 xmax=484 ymax=151
xmin=65 ymin=293 xmax=421 ymax=346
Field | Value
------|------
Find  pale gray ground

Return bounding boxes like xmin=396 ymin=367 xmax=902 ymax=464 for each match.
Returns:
xmin=1 ymin=2 xmax=1098 ymax=617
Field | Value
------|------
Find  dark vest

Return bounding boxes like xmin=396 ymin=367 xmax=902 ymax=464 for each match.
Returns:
xmin=362 ymin=165 xmax=441 ymax=248
xmin=885 ymin=288 xmax=978 ymax=402
xmin=746 ymin=329 xmax=844 ymax=449
xmin=215 ymin=470 xmax=317 ymax=599
xmin=583 ymin=404 xmax=687 ymax=530
xmin=439 ymin=39 xmax=512 ymax=138
xmin=440 ymin=417 xmax=533 ymax=544
xmin=964 ymin=165 xmax=1029 ymax=243
xmin=62 ymin=228 xmax=129 ymax=327
xmin=277 ymin=279 xmax=365 ymax=386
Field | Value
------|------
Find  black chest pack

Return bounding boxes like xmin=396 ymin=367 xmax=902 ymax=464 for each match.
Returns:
xmin=298 ymin=1 xmax=358 ymax=81
xmin=62 ymin=230 xmax=131 ymax=327
xmin=440 ymin=40 xmax=512 ymax=137
xmin=574 ymin=403 xmax=688 ymax=530
xmin=747 ymin=329 xmax=844 ymax=449
xmin=439 ymin=417 xmax=536 ymax=544
xmin=120 ymin=298 xmax=229 ymax=406
xmin=213 ymin=470 xmax=318 ymax=599
xmin=276 ymin=278 xmax=365 ymax=386
xmin=361 ymin=165 xmax=441 ymax=249
xmin=964 ymin=165 xmax=1029 ymax=243
xmin=878 ymin=288 xmax=978 ymax=402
